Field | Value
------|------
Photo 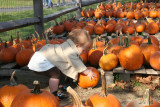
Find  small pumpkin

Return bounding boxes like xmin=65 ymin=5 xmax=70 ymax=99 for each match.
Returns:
xmin=53 ymin=21 xmax=64 ymax=35
xmin=0 ymin=42 xmax=18 ymax=63
xmin=99 ymin=47 xmax=118 ymax=71
xmin=146 ymin=22 xmax=159 ymax=35
xmin=16 ymin=45 xmax=34 ymax=66
xmin=78 ymin=67 xmax=99 ymax=89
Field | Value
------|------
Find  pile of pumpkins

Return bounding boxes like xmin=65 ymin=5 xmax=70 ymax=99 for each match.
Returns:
xmin=0 ymin=32 xmax=64 ymax=67
xmin=80 ymin=32 xmax=160 ymax=71
xmin=81 ymin=2 xmax=160 ymax=19
xmin=51 ymin=14 xmax=160 ymax=38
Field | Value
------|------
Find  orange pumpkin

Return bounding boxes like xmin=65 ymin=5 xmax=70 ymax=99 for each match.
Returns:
xmin=99 ymin=48 xmax=118 ymax=71
xmin=78 ymin=67 xmax=99 ymax=88
xmin=140 ymin=37 xmax=159 ymax=65
xmin=0 ymin=42 xmax=18 ymax=63
xmin=119 ymin=38 xmax=143 ymax=71
xmin=150 ymin=51 xmax=160 ymax=70
xmin=140 ymin=35 xmax=159 ymax=47
xmin=80 ymin=50 xmax=88 ymax=64
xmin=88 ymin=39 xmax=103 ymax=67
xmin=53 ymin=21 xmax=64 ymax=34
xmin=146 ymin=22 xmax=159 ymax=35
xmin=11 ymin=81 xmax=60 ymax=107
xmin=94 ymin=23 xmax=105 ymax=35
xmin=0 ymin=71 xmax=29 ymax=107
xmin=16 ymin=46 xmax=34 ymax=66
xmin=85 ymin=70 xmax=121 ymax=107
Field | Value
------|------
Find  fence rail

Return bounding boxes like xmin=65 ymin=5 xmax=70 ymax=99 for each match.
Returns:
xmin=0 ymin=0 xmax=106 ymax=37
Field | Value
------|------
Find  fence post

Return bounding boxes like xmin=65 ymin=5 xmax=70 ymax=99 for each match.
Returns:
xmin=33 ymin=0 xmax=44 ymax=39
xmin=76 ymin=0 xmax=82 ymax=20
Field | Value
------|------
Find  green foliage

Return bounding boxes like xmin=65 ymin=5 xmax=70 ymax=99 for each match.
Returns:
xmin=114 ymin=73 xmax=120 ymax=82
xmin=132 ymin=80 xmax=141 ymax=87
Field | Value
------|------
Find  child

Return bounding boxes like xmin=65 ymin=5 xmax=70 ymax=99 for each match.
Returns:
xmin=28 ymin=29 xmax=97 ymax=98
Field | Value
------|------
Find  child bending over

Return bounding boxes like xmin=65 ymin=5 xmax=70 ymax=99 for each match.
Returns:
xmin=28 ymin=29 xmax=97 ymax=98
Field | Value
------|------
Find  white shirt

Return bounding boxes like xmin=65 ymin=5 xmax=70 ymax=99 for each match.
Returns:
xmin=28 ymin=52 xmax=54 ymax=72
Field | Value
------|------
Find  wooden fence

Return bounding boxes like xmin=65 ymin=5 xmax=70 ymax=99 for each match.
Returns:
xmin=0 ymin=0 xmax=107 ymax=38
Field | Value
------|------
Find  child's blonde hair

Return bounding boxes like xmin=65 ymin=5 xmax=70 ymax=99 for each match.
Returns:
xmin=68 ymin=29 xmax=91 ymax=46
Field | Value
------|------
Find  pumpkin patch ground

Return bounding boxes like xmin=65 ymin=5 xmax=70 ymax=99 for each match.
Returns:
xmin=0 ymin=73 xmax=160 ymax=107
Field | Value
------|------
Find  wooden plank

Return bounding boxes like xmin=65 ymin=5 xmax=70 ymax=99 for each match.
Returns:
xmin=0 ymin=17 xmax=40 ymax=33
xmin=0 ymin=62 xmax=17 ymax=69
xmin=125 ymin=66 xmax=146 ymax=74
xmin=146 ymin=69 xmax=160 ymax=75
xmin=33 ymin=0 xmax=44 ymax=39
xmin=43 ymin=6 xmax=79 ymax=23
xmin=113 ymin=66 xmax=125 ymax=73
xmin=81 ymin=0 xmax=106 ymax=7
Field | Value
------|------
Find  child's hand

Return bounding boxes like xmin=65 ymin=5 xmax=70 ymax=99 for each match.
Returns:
xmin=82 ymin=69 xmax=97 ymax=81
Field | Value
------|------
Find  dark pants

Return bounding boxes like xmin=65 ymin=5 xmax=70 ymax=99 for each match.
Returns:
xmin=33 ymin=67 xmax=62 ymax=79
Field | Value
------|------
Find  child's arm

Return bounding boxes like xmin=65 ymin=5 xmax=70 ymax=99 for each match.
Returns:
xmin=82 ymin=69 xmax=97 ymax=81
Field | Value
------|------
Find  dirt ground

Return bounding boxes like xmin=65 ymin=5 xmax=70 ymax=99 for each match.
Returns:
xmin=0 ymin=72 xmax=160 ymax=107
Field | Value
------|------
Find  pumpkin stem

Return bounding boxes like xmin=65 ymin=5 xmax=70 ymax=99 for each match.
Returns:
xmin=92 ymin=38 xmax=97 ymax=50
xmin=35 ymin=30 xmax=41 ymax=41
xmin=13 ymin=40 xmax=17 ymax=45
xmin=100 ymin=69 xmax=107 ymax=97
xmin=45 ymin=33 xmax=49 ymax=44
xmin=124 ymin=37 xmax=130 ymax=47
xmin=140 ymin=89 xmax=153 ymax=105
xmin=4 ymin=42 xmax=8 ymax=48
xmin=9 ymin=71 xmax=17 ymax=86
xmin=118 ymin=31 xmax=123 ymax=46
xmin=31 ymin=80 xmax=42 ymax=94
xmin=66 ymin=86 xmax=84 ymax=107
xmin=116 ymin=30 xmax=119 ymax=38
xmin=126 ymin=31 xmax=131 ymax=43
xmin=147 ymin=36 xmax=152 ymax=44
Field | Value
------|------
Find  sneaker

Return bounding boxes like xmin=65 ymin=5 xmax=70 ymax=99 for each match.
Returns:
xmin=52 ymin=90 xmax=68 ymax=100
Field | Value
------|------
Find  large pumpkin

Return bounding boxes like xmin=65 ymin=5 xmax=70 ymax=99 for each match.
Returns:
xmin=53 ymin=21 xmax=64 ymax=34
xmin=0 ymin=71 xmax=29 ymax=107
xmin=150 ymin=51 xmax=160 ymax=70
xmin=140 ymin=37 xmax=159 ymax=65
xmin=140 ymin=35 xmax=159 ymax=47
xmin=11 ymin=80 xmax=60 ymax=107
xmin=85 ymin=70 xmax=121 ymax=107
xmin=119 ymin=38 xmax=143 ymax=71
xmin=78 ymin=67 xmax=99 ymax=89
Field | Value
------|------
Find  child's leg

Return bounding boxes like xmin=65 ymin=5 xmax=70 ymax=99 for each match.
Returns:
xmin=49 ymin=78 xmax=59 ymax=93
xmin=33 ymin=67 xmax=61 ymax=93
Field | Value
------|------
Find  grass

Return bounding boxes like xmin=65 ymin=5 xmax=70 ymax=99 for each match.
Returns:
xmin=0 ymin=0 xmax=73 ymax=8
xmin=0 ymin=6 xmax=75 ymax=41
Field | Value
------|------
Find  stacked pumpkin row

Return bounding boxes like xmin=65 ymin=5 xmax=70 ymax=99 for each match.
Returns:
xmin=81 ymin=2 xmax=160 ymax=19
xmin=80 ymin=33 xmax=160 ymax=71
xmin=0 ymin=32 xmax=64 ymax=66
xmin=52 ymin=16 xmax=160 ymax=38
